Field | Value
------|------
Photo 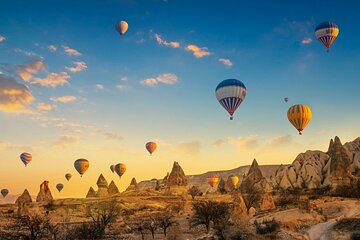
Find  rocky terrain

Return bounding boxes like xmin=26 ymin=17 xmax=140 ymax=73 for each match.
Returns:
xmin=0 ymin=136 xmax=358 ymax=239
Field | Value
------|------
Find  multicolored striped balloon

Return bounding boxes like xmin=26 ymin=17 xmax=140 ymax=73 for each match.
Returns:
xmin=74 ymin=159 xmax=89 ymax=177
xmin=20 ymin=152 xmax=32 ymax=166
xmin=315 ymin=22 xmax=339 ymax=51
xmin=287 ymin=104 xmax=312 ymax=135
xmin=207 ymin=174 xmax=219 ymax=188
xmin=215 ymin=79 xmax=246 ymax=120
xmin=115 ymin=163 xmax=126 ymax=178
xmin=146 ymin=142 xmax=157 ymax=155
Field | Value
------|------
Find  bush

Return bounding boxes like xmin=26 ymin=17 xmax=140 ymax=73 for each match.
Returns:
xmin=332 ymin=180 xmax=360 ymax=198
xmin=351 ymin=232 xmax=360 ymax=240
xmin=275 ymin=194 xmax=299 ymax=208
xmin=333 ymin=218 xmax=360 ymax=232
xmin=188 ymin=186 xmax=202 ymax=200
xmin=254 ymin=218 xmax=280 ymax=235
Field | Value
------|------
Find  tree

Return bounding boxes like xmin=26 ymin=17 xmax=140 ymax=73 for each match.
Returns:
xmin=17 ymin=214 xmax=50 ymax=240
xmin=188 ymin=186 xmax=202 ymax=200
xmin=156 ymin=213 xmax=177 ymax=236
xmin=145 ymin=217 xmax=157 ymax=239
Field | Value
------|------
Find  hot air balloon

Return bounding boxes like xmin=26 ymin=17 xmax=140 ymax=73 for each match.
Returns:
xmin=215 ymin=79 xmax=246 ymax=120
xmin=230 ymin=176 xmax=239 ymax=188
xmin=1 ymin=189 xmax=9 ymax=198
xmin=65 ymin=173 xmax=72 ymax=181
xmin=284 ymin=97 xmax=289 ymax=103
xmin=207 ymin=175 xmax=219 ymax=188
xmin=287 ymin=104 xmax=312 ymax=135
xmin=20 ymin=152 xmax=32 ymax=166
xmin=74 ymin=159 xmax=89 ymax=177
xmin=115 ymin=20 xmax=128 ymax=35
xmin=115 ymin=163 xmax=126 ymax=178
xmin=56 ymin=183 xmax=64 ymax=192
xmin=315 ymin=22 xmax=339 ymax=51
xmin=110 ymin=165 xmax=115 ymax=173
xmin=146 ymin=142 xmax=157 ymax=155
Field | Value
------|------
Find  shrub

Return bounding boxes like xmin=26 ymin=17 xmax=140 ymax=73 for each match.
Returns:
xmin=188 ymin=186 xmax=202 ymax=200
xmin=275 ymin=194 xmax=299 ymax=208
xmin=332 ymin=180 xmax=360 ymax=198
xmin=351 ymin=232 xmax=360 ymax=240
xmin=254 ymin=218 xmax=280 ymax=235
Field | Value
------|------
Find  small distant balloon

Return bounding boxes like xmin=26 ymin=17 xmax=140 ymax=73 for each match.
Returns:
xmin=230 ymin=176 xmax=239 ymax=188
xmin=284 ymin=97 xmax=289 ymax=103
xmin=315 ymin=22 xmax=339 ymax=51
xmin=115 ymin=163 xmax=126 ymax=178
xmin=65 ymin=173 xmax=72 ymax=181
xmin=115 ymin=20 xmax=128 ymax=35
xmin=110 ymin=165 xmax=115 ymax=173
xmin=1 ymin=189 xmax=9 ymax=198
xmin=20 ymin=152 xmax=32 ymax=166
xmin=207 ymin=175 xmax=219 ymax=188
xmin=56 ymin=183 xmax=64 ymax=192
xmin=146 ymin=142 xmax=157 ymax=155
xmin=287 ymin=104 xmax=312 ymax=135
xmin=74 ymin=159 xmax=89 ymax=177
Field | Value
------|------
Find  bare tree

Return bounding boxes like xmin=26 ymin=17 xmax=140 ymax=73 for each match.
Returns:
xmin=188 ymin=186 xmax=203 ymax=200
xmin=145 ymin=217 xmax=157 ymax=239
xmin=156 ymin=213 xmax=177 ymax=236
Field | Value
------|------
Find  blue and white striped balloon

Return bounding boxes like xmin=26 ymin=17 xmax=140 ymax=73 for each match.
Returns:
xmin=20 ymin=152 xmax=32 ymax=166
xmin=215 ymin=79 xmax=246 ymax=120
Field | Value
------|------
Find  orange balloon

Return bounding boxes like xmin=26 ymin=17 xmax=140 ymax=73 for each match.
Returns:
xmin=207 ymin=175 xmax=219 ymax=188
xmin=146 ymin=142 xmax=157 ymax=155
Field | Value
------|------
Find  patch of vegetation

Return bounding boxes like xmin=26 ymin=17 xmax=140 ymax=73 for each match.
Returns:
xmin=331 ymin=180 xmax=360 ymax=198
xmin=188 ymin=186 xmax=203 ymax=200
xmin=254 ymin=218 xmax=280 ymax=235
xmin=333 ymin=218 xmax=360 ymax=232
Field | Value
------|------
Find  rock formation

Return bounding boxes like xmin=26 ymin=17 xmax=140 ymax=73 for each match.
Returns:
xmin=166 ymin=161 xmax=187 ymax=187
xmin=232 ymin=193 xmax=248 ymax=216
xmin=273 ymin=136 xmax=358 ymax=190
xmin=16 ymin=189 xmax=32 ymax=216
xmin=241 ymin=159 xmax=275 ymax=211
xmin=126 ymin=177 xmax=138 ymax=191
xmin=108 ymin=180 xmax=119 ymax=195
xmin=217 ymin=178 xmax=227 ymax=194
xmin=86 ymin=187 xmax=97 ymax=198
xmin=36 ymin=181 xmax=53 ymax=203
xmin=96 ymin=174 xmax=109 ymax=198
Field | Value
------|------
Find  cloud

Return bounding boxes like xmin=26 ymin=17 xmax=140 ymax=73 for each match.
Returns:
xmin=301 ymin=37 xmax=312 ymax=44
xmin=65 ymin=61 xmax=87 ymax=73
xmin=121 ymin=76 xmax=128 ymax=81
xmin=227 ymin=136 xmax=259 ymax=149
xmin=32 ymin=72 xmax=70 ymax=87
xmin=266 ymin=135 xmax=292 ymax=147
xmin=154 ymin=33 xmax=180 ymax=48
xmin=15 ymin=60 xmax=45 ymax=81
xmin=37 ymin=102 xmax=55 ymax=111
xmin=104 ymin=132 xmax=123 ymax=141
xmin=96 ymin=84 xmax=104 ymax=90
xmin=51 ymin=135 xmax=79 ymax=148
xmin=0 ymin=140 xmax=31 ymax=151
xmin=213 ymin=139 xmax=225 ymax=147
xmin=0 ymin=74 xmax=34 ymax=113
xmin=14 ymin=48 xmax=38 ymax=57
xmin=0 ymin=35 xmax=5 ymax=43
xmin=116 ymin=84 xmax=126 ymax=90
xmin=218 ymin=58 xmax=233 ymax=67
xmin=62 ymin=45 xmax=81 ymax=56
xmin=178 ymin=141 xmax=201 ymax=155
xmin=185 ymin=44 xmax=211 ymax=58
xmin=50 ymin=95 xmax=76 ymax=103
xmin=140 ymin=73 xmax=178 ymax=86
xmin=48 ymin=45 xmax=57 ymax=52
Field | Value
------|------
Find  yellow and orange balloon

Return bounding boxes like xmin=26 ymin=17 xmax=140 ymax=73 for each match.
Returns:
xmin=230 ymin=175 xmax=239 ymax=188
xmin=287 ymin=104 xmax=312 ymax=135
xmin=207 ymin=175 xmax=219 ymax=188
xmin=146 ymin=142 xmax=157 ymax=155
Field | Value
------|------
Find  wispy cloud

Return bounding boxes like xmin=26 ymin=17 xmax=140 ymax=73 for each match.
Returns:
xmin=185 ymin=44 xmax=211 ymax=58
xmin=266 ymin=135 xmax=292 ymax=147
xmin=47 ymin=45 xmax=57 ymax=52
xmin=116 ymin=84 xmax=126 ymax=90
xmin=96 ymin=84 xmax=104 ymax=90
xmin=0 ymin=35 xmax=5 ymax=43
xmin=301 ymin=37 xmax=312 ymax=45
xmin=62 ymin=45 xmax=81 ymax=56
xmin=37 ymin=102 xmax=55 ymax=111
xmin=51 ymin=135 xmax=79 ymax=148
xmin=0 ymin=74 xmax=34 ymax=113
xmin=218 ymin=58 xmax=233 ymax=67
xmin=121 ymin=76 xmax=128 ymax=81
xmin=227 ymin=136 xmax=259 ymax=149
xmin=50 ymin=95 xmax=77 ymax=103
xmin=14 ymin=48 xmax=38 ymax=57
xmin=178 ymin=141 xmax=201 ymax=155
xmin=154 ymin=33 xmax=180 ymax=48
xmin=16 ymin=60 xmax=45 ymax=81
xmin=140 ymin=73 xmax=178 ymax=86
xmin=32 ymin=72 xmax=70 ymax=88
xmin=104 ymin=132 xmax=123 ymax=141
xmin=65 ymin=61 xmax=87 ymax=73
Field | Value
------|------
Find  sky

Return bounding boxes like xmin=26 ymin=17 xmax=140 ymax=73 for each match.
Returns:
xmin=0 ymin=0 xmax=360 ymax=198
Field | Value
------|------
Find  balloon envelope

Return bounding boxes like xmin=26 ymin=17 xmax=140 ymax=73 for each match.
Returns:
xmin=146 ymin=142 xmax=157 ymax=155
xmin=284 ymin=97 xmax=289 ymax=103
xmin=215 ymin=79 xmax=246 ymax=120
xmin=207 ymin=175 xmax=219 ymax=188
xmin=287 ymin=104 xmax=312 ymax=135
xmin=65 ymin=173 xmax=72 ymax=181
xmin=230 ymin=176 xmax=239 ymax=187
xmin=115 ymin=20 xmax=128 ymax=35
xmin=74 ymin=159 xmax=89 ymax=176
xmin=56 ymin=183 xmax=64 ymax=192
xmin=115 ymin=163 xmax=126 ymax=177
xmin=20 ymin=152 xmax=32 ymax=166
xmin=315 ymin=22 xmax=339 ymax=50
xmin=1 ymin=189 xmax=8 ymax=198
xmin=110 ymin=165 xmax=115 ymax=173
